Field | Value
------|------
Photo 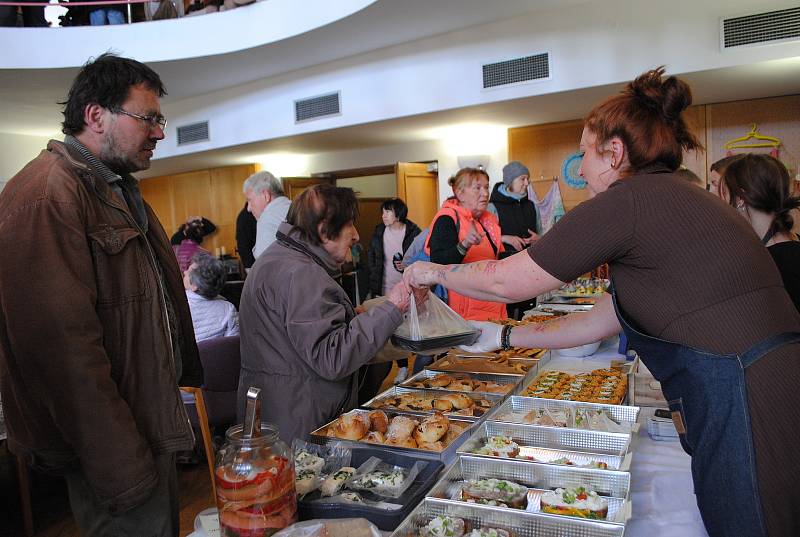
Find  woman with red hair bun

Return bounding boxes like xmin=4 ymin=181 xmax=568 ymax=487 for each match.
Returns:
xmin=405 ymin=67 xmax=800 ymax=536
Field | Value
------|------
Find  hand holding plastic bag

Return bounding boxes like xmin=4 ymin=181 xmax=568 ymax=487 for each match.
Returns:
xmin=391 ymin=291 xmax=478 ymax=353
xmin=458 ymin=320 xmax=503 ymax=353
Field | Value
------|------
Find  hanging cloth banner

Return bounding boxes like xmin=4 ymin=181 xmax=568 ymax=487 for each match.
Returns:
xmin=528 ymin=180 xmax=565 ymax=235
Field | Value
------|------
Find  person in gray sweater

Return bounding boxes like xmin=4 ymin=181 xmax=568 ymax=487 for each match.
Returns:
xmin=238 ymin=184 xmax=411 ymax=442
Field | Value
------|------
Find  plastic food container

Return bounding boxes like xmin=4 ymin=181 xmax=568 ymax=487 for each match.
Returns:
xmin=556 ymin=341 xmax=602 ymax=357
xmin=215 ymin=422 xmax=297 ymax=537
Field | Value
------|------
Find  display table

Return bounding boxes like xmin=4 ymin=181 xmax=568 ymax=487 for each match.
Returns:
xmin=190 ymin=339 xmax=709 ymax=537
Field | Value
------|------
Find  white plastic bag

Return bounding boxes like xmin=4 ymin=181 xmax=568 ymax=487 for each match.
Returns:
xmin=392 ymin=291 xmax=478 ymax=353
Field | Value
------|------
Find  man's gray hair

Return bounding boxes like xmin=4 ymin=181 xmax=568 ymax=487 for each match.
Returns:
xmin=243 ymin=170 xmax=284 ymax=196
xmin=188 ymin=253 xmax=227 ymax=299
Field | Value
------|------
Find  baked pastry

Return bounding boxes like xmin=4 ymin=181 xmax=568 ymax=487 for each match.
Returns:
xmin=320 ymin=467 xmax=356 ymax=496
xmin=385 ymin=435 xmax=418 ymax=449
xmin=461 ymin=478 xmax=528 ymax=509
xmin=386 ymin=415 xmax=418 ymax=441
xmin=473 ymin=435 xmax=520 ymax=458
xmin=428 ymin=374 xmax=455 ymax=387
xmin=414 ymin=411 xmax=449 ymax=443
xmin=420 ymin=516 xmax=465 ymax=537
xmin=368 ymin=409 xmax=389 ymax=433
xmin=416 ymin=440 xmax=445 ymax=451
xmin=333 ymin=411 xmax=370 ymax=440
xmin=540 ymin=486 xmax=608 ymax=519
xmin=364 ymin=431 xmax=385 ymax=444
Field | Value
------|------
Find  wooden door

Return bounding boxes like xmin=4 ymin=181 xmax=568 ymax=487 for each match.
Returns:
xmin=395 ymin=162 xmax=439 ymax=229
xmin=209 ymin=164 xmax=258 ymax=255
xmin=354 ymin=198 xmax=386 ymax=252
xmin=282 ymin=177 xmax=334 ymax=200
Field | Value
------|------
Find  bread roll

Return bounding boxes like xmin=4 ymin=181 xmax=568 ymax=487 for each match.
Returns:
xmin=368 ymin=410 xmax=389 ymax=433
xmin=441 ymin=393 xmax=473 ymax=410
xmin=427 ymin=374 xmax=454 ymax=388
xmin=432 ymin=398 xmax=453 ymax=412
xmin=414 ymin=411 xmax=449 ymax=443
xmin=333 ymin=411 xmax=370 ymax=440
xmin=386 ymin=415 xmax=417 ymax=441
xmin=364 ymin=431 xmax=385 ymax=444
xmin=385 ymin=435 xmax=418 ymax=448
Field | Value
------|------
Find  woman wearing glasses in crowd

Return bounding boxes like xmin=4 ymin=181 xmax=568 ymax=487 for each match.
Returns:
xmin=405 ymin=68 xmax=800 ymax=536
xmin=425 ymin=167 xmax=507 ymax=321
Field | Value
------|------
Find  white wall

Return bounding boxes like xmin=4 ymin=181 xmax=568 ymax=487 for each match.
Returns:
xmin=154 ymin=0 xmax=800 ymax=162
xmin=0 ymin=132 xmax=53 ymax=182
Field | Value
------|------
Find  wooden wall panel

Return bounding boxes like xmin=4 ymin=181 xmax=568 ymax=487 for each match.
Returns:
xmin=508 ymin=119 xmax=585 ymax=211
xmin=706 ymin=94 xmax=799 ymax=180
xmin=140 ymin=164 xmax=258 ymax=258
xmin=682 ymin=105 xmax=707 ymax=186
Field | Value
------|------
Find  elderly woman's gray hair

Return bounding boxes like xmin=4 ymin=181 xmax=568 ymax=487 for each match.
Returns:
xmin=242 ymin=170 xmax=284 ymax=196
xmin=188 ymin=254 xmax=227 ymax=299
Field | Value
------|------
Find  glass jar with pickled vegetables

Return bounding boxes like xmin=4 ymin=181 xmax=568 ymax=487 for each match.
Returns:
xmin=215 ymin=422 xmax=296 ymax=537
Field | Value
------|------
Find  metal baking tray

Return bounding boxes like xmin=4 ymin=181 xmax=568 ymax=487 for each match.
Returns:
xmin=463 ymin=420 xmax=630 ymax=456
xmin=309 ymin=409 xmax=475 ymax=463
xmin=391 ymin=330 xmax=480 ymax=353
xmin=400 ymin=370 xmax=523 ymax=396
xmin=428 ymin=355 xmax=539 ymax=377
xmin=362 ymin=387 xmax=503 ymax=421
xmin=520 ymin=368 xmax=631 ymax=406
xmin=492 ymin=396 xmax=640 ymax=428
xmin=427 ymin=455 xmax=630 ymax=523
xmin=457 ymin=423 xmax=631 ymax=471
xmin=435 ymin=455 xmax=630 ymax=499
xmin=391 ymin=497 xmax=625 ymax=537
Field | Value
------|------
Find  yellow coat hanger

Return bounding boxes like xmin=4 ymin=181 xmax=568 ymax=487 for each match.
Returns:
xmin=724 ymin=124 xmax=782 ymax=150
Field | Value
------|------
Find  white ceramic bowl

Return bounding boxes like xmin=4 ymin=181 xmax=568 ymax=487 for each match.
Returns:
xmin=556 ymin=340 xmax=601 ymax=357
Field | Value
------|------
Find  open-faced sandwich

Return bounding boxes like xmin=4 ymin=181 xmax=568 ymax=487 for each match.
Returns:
xmin=540 ymin=486 xmax=608 ymax=519
xmin=471 ymin=435 xmax=520 ymax=458
xmin=419 ymin=516 xmax=466 ymax=537
xmin=461 ymin=478 xmax=528 ymax=509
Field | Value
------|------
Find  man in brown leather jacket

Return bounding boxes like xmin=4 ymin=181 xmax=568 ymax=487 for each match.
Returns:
xmin=0 ymin=54 xmax=203 ymax=536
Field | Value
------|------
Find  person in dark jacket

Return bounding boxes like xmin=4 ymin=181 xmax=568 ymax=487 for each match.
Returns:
xmin=0 ymin=54 xmax=201 ymax=537
xmin=487 ymin=161 xmax=540 ymax=319
xmin=365 ymin=198 xmax=420 ymax=388
xmin=235 ymin=202 xmax=257 ymax=270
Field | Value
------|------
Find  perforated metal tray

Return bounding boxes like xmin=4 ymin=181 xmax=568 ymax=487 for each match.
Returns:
xmin=427 ymin=456 xmax=630 ymax=523
xmin=400 ymin=370 xmax=523 ymax=396
xmin=362 ymin=387 xmax=503 ymax=421
xmin=463 ymin=420 xmax=630 ymax=456
xmin=309 ymin=409 xmax=475 ymax=463
xmin=391 ymin=498 xmax=625 ymax=537
xmin=457 ymin=422 xmax=631 ymax=471
xmin=492 ymin=396 xmax=640 ymax=428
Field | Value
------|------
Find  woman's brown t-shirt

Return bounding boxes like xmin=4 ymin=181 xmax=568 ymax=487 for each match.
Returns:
xmin=528 ymin=169 xmax=800 ymax=354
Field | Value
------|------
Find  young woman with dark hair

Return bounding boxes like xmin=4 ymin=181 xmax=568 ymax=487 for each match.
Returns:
xmin=405 ymin=67 xmax=800 ymax=536
xmin=718 ymin=153 xmax=800 ymax=312
xmin=367 ymin=197 xmax=421 ymax=384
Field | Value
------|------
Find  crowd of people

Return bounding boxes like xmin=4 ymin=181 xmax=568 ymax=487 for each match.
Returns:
xmin=0 ymin=53 xmax=798 ymax=537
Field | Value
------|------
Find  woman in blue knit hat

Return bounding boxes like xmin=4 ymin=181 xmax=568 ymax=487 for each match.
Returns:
xmin=487 ymin=161 xmax=540 ymax=319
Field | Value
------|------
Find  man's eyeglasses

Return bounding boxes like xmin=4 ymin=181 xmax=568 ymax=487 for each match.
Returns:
xmin=113 ymin=108 xmax=168 ymax=130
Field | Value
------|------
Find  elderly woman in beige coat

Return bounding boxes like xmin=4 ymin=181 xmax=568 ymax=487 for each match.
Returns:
xmin=238 ymin=184 xmax=411 ymax=442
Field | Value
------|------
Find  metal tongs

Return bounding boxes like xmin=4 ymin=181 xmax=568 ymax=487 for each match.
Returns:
xmin=242 ymin=386 xmax=262 ymax=439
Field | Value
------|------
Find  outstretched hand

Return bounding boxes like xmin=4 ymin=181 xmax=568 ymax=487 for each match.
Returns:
xmin=403 ymin=261 xmax=445 ymax=289
xmin=459 ymin=320 xmax=503 ymax=353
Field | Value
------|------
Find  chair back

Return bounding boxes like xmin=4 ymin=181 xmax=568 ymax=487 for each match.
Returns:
xmin=191 ymin=335 xmax=241 ymax=428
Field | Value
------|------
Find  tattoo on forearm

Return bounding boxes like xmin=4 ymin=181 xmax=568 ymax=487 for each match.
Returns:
xmin=483 ymin=261 xmax=498 ymax=275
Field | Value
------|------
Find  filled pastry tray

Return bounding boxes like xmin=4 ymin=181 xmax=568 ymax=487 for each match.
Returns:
xmin=363 ymin=387 xmax=503 ymax=421
xmin=400 ymin=370 xmax=521 ymax=396
xmin=310 ymin=409 xmax=475 ymax=462
xmin=391 ymin=497 xmax=626 ymax=537
xmin=426 ymin=455 xmax=630 ymax=524
xmin=520 ymin=368 xmax=629 ymax=405
xmin=428 ymin=355 xmax=540 ymax=376
xmin=492 ymin=396 xmax=640 ymax=431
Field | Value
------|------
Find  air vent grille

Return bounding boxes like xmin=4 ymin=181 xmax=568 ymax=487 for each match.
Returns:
xmin=722 ymin=7 xmax=800 ymax=48
xmin=482 ymin=53 xmax=550 ymax=89
xmin=295 ymin=92 xmax=341 ymax=122
xmin=176 ymin=121 xmax=209 ymax=145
